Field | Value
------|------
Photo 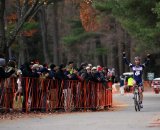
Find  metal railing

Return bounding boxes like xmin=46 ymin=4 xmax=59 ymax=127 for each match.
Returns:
xmin=0 ymin=78 xmax=112 ymax=113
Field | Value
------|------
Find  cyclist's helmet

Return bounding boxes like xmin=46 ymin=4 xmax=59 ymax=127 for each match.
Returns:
xmin=134 ymin=56 xmax=140 ymax=61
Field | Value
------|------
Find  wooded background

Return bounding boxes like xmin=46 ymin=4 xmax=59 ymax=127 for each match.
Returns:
xmin=0 ymin=0 xmax=160 ymax=78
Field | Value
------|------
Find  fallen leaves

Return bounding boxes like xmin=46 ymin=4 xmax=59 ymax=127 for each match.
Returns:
xmin=0 ymin=112 xmax=52 ymax=121
xmin=148 ymin=117 xmax=160 ymax=128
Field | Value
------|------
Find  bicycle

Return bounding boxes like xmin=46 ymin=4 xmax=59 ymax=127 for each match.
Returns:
xmin=133 ymin=84 xmax=142 ymax=111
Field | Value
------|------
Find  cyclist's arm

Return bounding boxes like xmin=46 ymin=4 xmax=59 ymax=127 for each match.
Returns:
xmin=123 ymin=55 xmax=133 ymax=67
xmin=142 ymin=54 xmax=150 ymax=68
xmin=142 ymin=59 xmax=150 ymax=68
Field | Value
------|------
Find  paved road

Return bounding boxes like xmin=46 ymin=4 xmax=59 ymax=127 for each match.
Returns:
xmin=0 ymin=92 xmax=160 ymax=130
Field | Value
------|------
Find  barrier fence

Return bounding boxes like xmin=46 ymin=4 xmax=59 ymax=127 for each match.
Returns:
xmin=0 ymin=78 xmax=112 ymax=113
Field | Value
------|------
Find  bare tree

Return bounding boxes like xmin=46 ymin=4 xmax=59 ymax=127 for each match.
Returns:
xmin=0 ymin=0 xmax=59 ymax=58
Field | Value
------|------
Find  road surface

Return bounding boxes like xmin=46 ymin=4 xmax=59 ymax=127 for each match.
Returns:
xmin=0 ymin=92 xmax=160 ymax=130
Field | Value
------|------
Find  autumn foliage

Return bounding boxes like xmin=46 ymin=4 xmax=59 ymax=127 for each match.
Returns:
xmin=7 ymin=0 xmax=99 ymax=37
xmin=65 ymin=0 xmax=99 ymax=32
xmin=80 ymin=0 xmax=99 ymax=32
xmin=6 ymin=14 xmax=17 ymax=23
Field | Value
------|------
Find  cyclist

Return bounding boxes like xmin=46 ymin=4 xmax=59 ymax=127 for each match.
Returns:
xmin=123 ymin=52 xmax=150 ymax=108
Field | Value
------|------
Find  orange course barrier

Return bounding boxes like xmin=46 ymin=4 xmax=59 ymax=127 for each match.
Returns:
xmin=0 ymin=78 xmax=16 ymax=113
xmin=0 ymin=78 xmax=112 ymax=113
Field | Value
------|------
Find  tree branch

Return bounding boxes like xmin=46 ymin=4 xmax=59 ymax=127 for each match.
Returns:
xmin=6 ymin=0 xmax=40 ymax=48
xmin=6 ymin=0 xmax=60 ymax=49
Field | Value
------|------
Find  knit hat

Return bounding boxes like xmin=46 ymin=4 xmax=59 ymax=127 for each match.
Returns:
xmin=7 ymin=60 xmax=16 ymax=68
xmin=97 ymin=66 xmax=103 ymax=71
xmin=91 ymin=67 xmax=97 ymax=70
xmin=68 ymin=61 xmax=74 ymax=65
xmin=81 ymin=62 xmax=87 ymax=66
xmin=0 ymin=58 xmax=6 ymax=66
xmin=32 ymin=64 xmax=39 ymax=70
xmin=50 ymin=64 xmax=56 ymax=70
xmin=59 ymin=64 xmax=65 ymax=69
xmin=88 ymin=64 xmax=92 ymax=67
xmin=86 ymin=66 xmax=90 ymax=70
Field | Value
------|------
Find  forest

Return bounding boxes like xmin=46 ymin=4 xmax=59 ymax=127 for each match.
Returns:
xmin=0 ymin=0 xmax=160 ymax=78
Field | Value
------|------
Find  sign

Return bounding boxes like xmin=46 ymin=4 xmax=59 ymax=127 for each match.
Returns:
xmin=147 ymin=73 xmax=154 ymax=80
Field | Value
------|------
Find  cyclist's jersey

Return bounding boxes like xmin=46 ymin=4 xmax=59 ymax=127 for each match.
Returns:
xmin=123 ymin=57 xmax=149 ymax=85
xmin=129 ymin=64 xmax=144 ymax=84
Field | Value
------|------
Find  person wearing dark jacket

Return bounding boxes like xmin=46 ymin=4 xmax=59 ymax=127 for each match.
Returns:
xmin=97 ymin=66 xmax=108 ymax=87
xmin=30 ymin=64 xmax=40 ymax=111
xmin=48 ymin=64 xmax=56 ymax=80
xmin=81 ymin=66 xmax=93 ymax=82
xmin=56 ymin=64 xmax=66 ymax=108
xmin=91 ymin=67 xmax=101 ymax=82
xmin=21 ymin=62 xmax=40 ymax=112
xmin=0 ymin=58 xmax=15 ymax=78
xmin=78 ymin=62 xmax=87 ymax=75
xmin=70 ymin=68 xmax=80 ymax=80
xmin=56 ymin=64 xmax=66 ymax=80
xmin=0 ymin=58 xmax=15 ymax=112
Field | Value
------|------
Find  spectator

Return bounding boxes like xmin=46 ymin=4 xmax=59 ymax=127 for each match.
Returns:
xmin=48 ymin=64 xmax=56 ymax=80
xmin=97 ymin=66 xmax=104 ymax=80
xmin=0 ymin=58 xmax=15 ymax=78
xmin=21 ymin=62 xmax=33 ymax=77
xmin=15 ymin=70 xmax=22 ymax=95
xmin=31 ymin=64 xmax=40 ymax=78
xmin=127 ymin=76 xmax=134 ymax=92
xmin=39 ymin=64 xmax=49 ymax=79
xmin=88 ymin=64 xmax=92 ymax=69
xmin=30 ymin=64 xmax=40 ymax=111
xmin=120 ymin=75 xmax=125 ymax=95
xmin=78 ymin=62 xmax=87 ymax=75
xmin=97 ymin=66 xmax=107 ymax=87
xmin=14 ymin=69 xmax=23 ymax=109
xmin=66 ymin=61 xmax=74 ymax=74
xmin=0 ymin=58 xmax=15 ymax=112
xmin=56 ymin=64 xmax=66 ymax=108
xmin=107 ymin=68 xmax=116 ymax=83
xmin=91 ymin=67 xmax=101 ymax=82
xmin=81 ymin=66 xmax=93 ymax=82
xmin=102 ymin=67 xmax=108 ymax=79
xmin=21 ymin=62 xmax=39 ymax=112
xmin=56 ymin=64 xmax=66 ymax=80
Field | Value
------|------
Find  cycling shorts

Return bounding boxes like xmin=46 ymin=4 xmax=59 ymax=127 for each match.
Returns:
xmin=135 ymin=81 xmax=144 ymax=92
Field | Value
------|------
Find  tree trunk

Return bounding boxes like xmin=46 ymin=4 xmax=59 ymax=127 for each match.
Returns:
xmin=0 ymin=0 xmax=6 ymax=55
xmin=39 ymin=6 xmax=50 ymax=63
xmin=118 ymin=28 xmax=126 ymax=76
xmin=95 ymin=36 xmax=103 ymax=66
xmin=18 ymin=36 xmax=25 ymax=66
xmin=53 ymin=3 xmax=59 ymax=64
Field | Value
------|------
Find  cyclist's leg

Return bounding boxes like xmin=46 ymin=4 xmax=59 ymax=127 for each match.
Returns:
xmin=138 ymin=83 xmax=144 ymax=108
xmin=139 ymin=83 xmax=143 ymax=102
xmin=139 ymin=89 xmax=143 ymax=102
xmin=132 ymin=80 xmax=137 ymax=99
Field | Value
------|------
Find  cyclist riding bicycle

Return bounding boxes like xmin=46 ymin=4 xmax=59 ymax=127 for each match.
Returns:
xmin=123 ymin=52 xmax=150 ymax=108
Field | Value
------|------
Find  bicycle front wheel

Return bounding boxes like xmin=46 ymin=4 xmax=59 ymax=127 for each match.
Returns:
xmin=134 ymin=93 xmax=140 ymax=111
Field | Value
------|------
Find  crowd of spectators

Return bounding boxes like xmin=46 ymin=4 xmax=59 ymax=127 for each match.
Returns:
xmin=0 ymin=57 xmax=115 ymax=112
xmin=19 ymin=60 xmax=116 ymax=83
